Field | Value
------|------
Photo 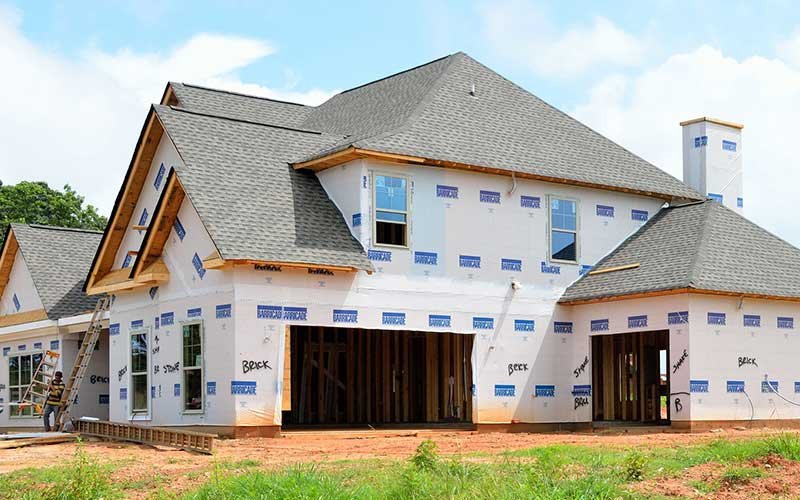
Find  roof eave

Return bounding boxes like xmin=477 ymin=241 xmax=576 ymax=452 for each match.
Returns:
xmin=559 ymin=286 xmax=800 ymax=306
xmin=293 ymin=147 xmax=701 ymax=202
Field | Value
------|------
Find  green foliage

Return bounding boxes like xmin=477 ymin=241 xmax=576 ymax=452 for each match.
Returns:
xmin=764 ymin=432 xmax=800 ymax=460
xmin=621 ymin=450 xmax=647 ymax=481
xmin=410 ymin=439 xmax=439 ymax=471
xmin=43 ymin=439 xmax=117 ymax=500
xmin=0 ymin=439 xmax=118 ymax=500
xmin=0 ymin=181 xmax=107 ymax=240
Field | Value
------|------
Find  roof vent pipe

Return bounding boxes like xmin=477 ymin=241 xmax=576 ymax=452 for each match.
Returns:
xmin=470 ymin=83 xmax=476 ymax=97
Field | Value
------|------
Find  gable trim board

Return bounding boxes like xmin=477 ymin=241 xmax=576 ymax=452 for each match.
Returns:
xmin=0 ymin=227 xmax=20 ymax=295
xmin=0 ymin=308 xmax=49 ymax=327
xmin=86 ymin=108 xmax=164 ymax=293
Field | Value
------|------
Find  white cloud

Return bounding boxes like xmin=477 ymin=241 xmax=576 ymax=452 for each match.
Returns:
xmin=572 ymin=45 xmax=800 ymax=246
xmin=481 ymin=0 xmax=646 ymax=77
xmin=0 ymin=7 xmax=336 ymax=215
xmin=777 ymin=28 xmax=800 ymax=67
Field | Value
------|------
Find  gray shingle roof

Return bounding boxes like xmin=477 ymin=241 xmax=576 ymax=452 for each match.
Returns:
xmin=297 ymin=52 xmax=702 ymax=201
xmin=169 ymin=83 xmax=313 ymax=129
xmin=11 ymin=224 xmax=103 ymax=319
xmin=157 ymin=52 xmax=704 ymax=272
xmin=153 ymin=105 xmax=373 ymax=271
xmin=559 ymin=201 xmax=800 ymax=303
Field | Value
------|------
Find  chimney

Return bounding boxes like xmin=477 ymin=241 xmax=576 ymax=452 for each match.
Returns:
xmin=680 ymin=117 xmax=744 ymax=213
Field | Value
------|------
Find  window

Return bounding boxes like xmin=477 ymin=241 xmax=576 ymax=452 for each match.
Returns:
xmin=549 ymin=197 xmax=578 ymax=262
xmin=8 ymin=352 xmax=43 ymax=417
xmin=130 ymin=331 xmax=149 ymax=414
xmin=182 ymin=323 xmax=203 ymax=412
xmin=373 ymin=174 xmax=409 ymax=247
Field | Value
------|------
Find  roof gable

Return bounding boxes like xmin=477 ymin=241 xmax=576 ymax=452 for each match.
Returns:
xmin=560 ymin=201 xmax=800 ymax=304
xmin=2 ymin=224 xmax=102 ymax=319
xmin=153 ymin=105 xmax=373 ymax=271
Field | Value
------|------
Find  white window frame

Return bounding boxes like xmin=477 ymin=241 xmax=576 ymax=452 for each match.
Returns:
xmin=372 ymin=171 xmax=411 ymax=249
xmin=129 ymin=327 xmax=150 ymax=417
xmin=7 ymin=350 xmax=44 ymax=419
xmin=547 ymin=195 xmax=580 ymax=265
xmin=181 ymin=320 xmax=205 ymax=414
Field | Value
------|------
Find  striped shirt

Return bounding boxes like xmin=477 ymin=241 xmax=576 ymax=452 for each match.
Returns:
xmin=46 ymin=381 xmax=65 ymax=406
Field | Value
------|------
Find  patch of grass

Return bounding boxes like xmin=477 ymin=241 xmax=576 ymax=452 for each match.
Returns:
xmin=180 ymin=433 xmax=800 ymax=499
xmin=213 ymin=458 xmax=261 ymax=470
xmin=0 ymin=439 xmax=120 ymax=500
xmin=719 ymin=465 xmax=764 ymax=487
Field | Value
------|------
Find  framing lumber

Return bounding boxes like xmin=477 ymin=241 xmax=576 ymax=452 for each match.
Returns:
xmin=0 ymin=433 xmax=77 ymax=450
xmin=202 ymin=256 xmax=359 ymax=274
xmin=86 ymin=109 xmax=164 ymax=293
xmin=285 ymin=327 xmax=474 ymax=427
xmin=0 ymin=228 xmax=19 ymax=299
xmin=587 ymin=263 xmax=640 ymax=275
xmin=282 ymin=326 xmax=291 ymax=411
xmin=132 ymin=171 xmax=185 ymax=280
xmin=75 ymin=420 xmax=215 ymax=454
xmin=0 ymin=308 xmax=49 ymax=327
xmin=679 ymin=116 xmax=744 ymax=130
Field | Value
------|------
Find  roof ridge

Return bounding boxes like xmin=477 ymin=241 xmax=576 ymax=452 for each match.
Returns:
xmin=20 ymin=223 xmax=104 ymax=234
xmin=350 ymin=52 xmax=464 ymax=148
xmin=175 ymin=82 xmax=309 ymax=107
xmin=685 ymin=200 xmax=715 ymax=288
xmin=338 ymin=52 xmax=458 ymax=95
xmin=457 ymin=54 xmax=698 ymax=200
xmin=161 ymin=105 xmax=333 ymax=136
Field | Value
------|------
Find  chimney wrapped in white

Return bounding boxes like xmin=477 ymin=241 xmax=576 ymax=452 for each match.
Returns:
xmin=680 ymin=117 xmax=744 ymax=213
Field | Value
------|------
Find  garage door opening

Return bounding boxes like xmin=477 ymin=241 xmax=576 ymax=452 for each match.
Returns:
xmin=591 ymin=330 xmax=670 ymax=424
xmin=282 ymin=326 xmax=474 ymax=427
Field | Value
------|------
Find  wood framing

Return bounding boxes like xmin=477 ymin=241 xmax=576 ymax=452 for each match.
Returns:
xmin=0 ymin=227 xmax=20 ymax=300
xmin=202 ymin=256 xmax=359 ymax=273
xmin=293 ymin=147 xmax=691 ymax=202
xmin=587 ymin=263 xmax=640 ymax=275
xmin=0 ymin=308 xmax=49 ymax=327
xmin=679 ymin=117 xmax=744 ymax=130
xmin=86 ymin=107 xmax=165 ymax=294
xmin=285 ymin=326 xmax=474 ymax=426
xmin=131 ymin=170 xmax=184 ymax=282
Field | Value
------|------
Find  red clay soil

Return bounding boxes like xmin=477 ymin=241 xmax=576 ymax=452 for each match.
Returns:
xmin=631 ymin=454 xmax=800 ymax=499
xmin=0 ymin=427 xmax=796 ymax=498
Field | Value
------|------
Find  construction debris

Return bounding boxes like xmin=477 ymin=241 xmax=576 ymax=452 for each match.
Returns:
xmin=0 ymin=432 xmax=77 ymax=450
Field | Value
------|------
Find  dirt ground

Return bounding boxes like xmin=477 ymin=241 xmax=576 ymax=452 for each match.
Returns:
xmin=0 ymin=427 xmax=796 ymax=497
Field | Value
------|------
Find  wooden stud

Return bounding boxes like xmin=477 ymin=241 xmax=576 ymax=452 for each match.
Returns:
xmin=317 ymin=327 xmax=324 ymax=423
xmin=282 ymin=326 xmax=291 ymax=411
xmin=346 ymin=329 xmax=354 ymax=422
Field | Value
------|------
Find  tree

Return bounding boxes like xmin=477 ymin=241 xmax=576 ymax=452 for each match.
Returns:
xmin=0 ymin=181 xmax=108 ymax=240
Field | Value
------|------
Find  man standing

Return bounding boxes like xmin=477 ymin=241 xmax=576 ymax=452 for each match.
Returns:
xmin=43 ymin=371 xmax=65 ymax=432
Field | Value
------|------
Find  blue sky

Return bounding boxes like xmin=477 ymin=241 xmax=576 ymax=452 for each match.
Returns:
xmin=13 ymin=1 xmax=798 ymax=109
xmin=1 ymin=1 xmax=799 ymax=244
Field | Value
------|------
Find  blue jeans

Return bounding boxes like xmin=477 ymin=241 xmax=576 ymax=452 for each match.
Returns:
xmin=43 ymin=403 xmax=61 ymax=432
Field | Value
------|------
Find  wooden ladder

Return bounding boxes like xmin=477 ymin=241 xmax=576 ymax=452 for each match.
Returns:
xmin=16 ymin=350 xmax=61 ymax=415
xmin=55 ymin=296 xmax=111 ymax=431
